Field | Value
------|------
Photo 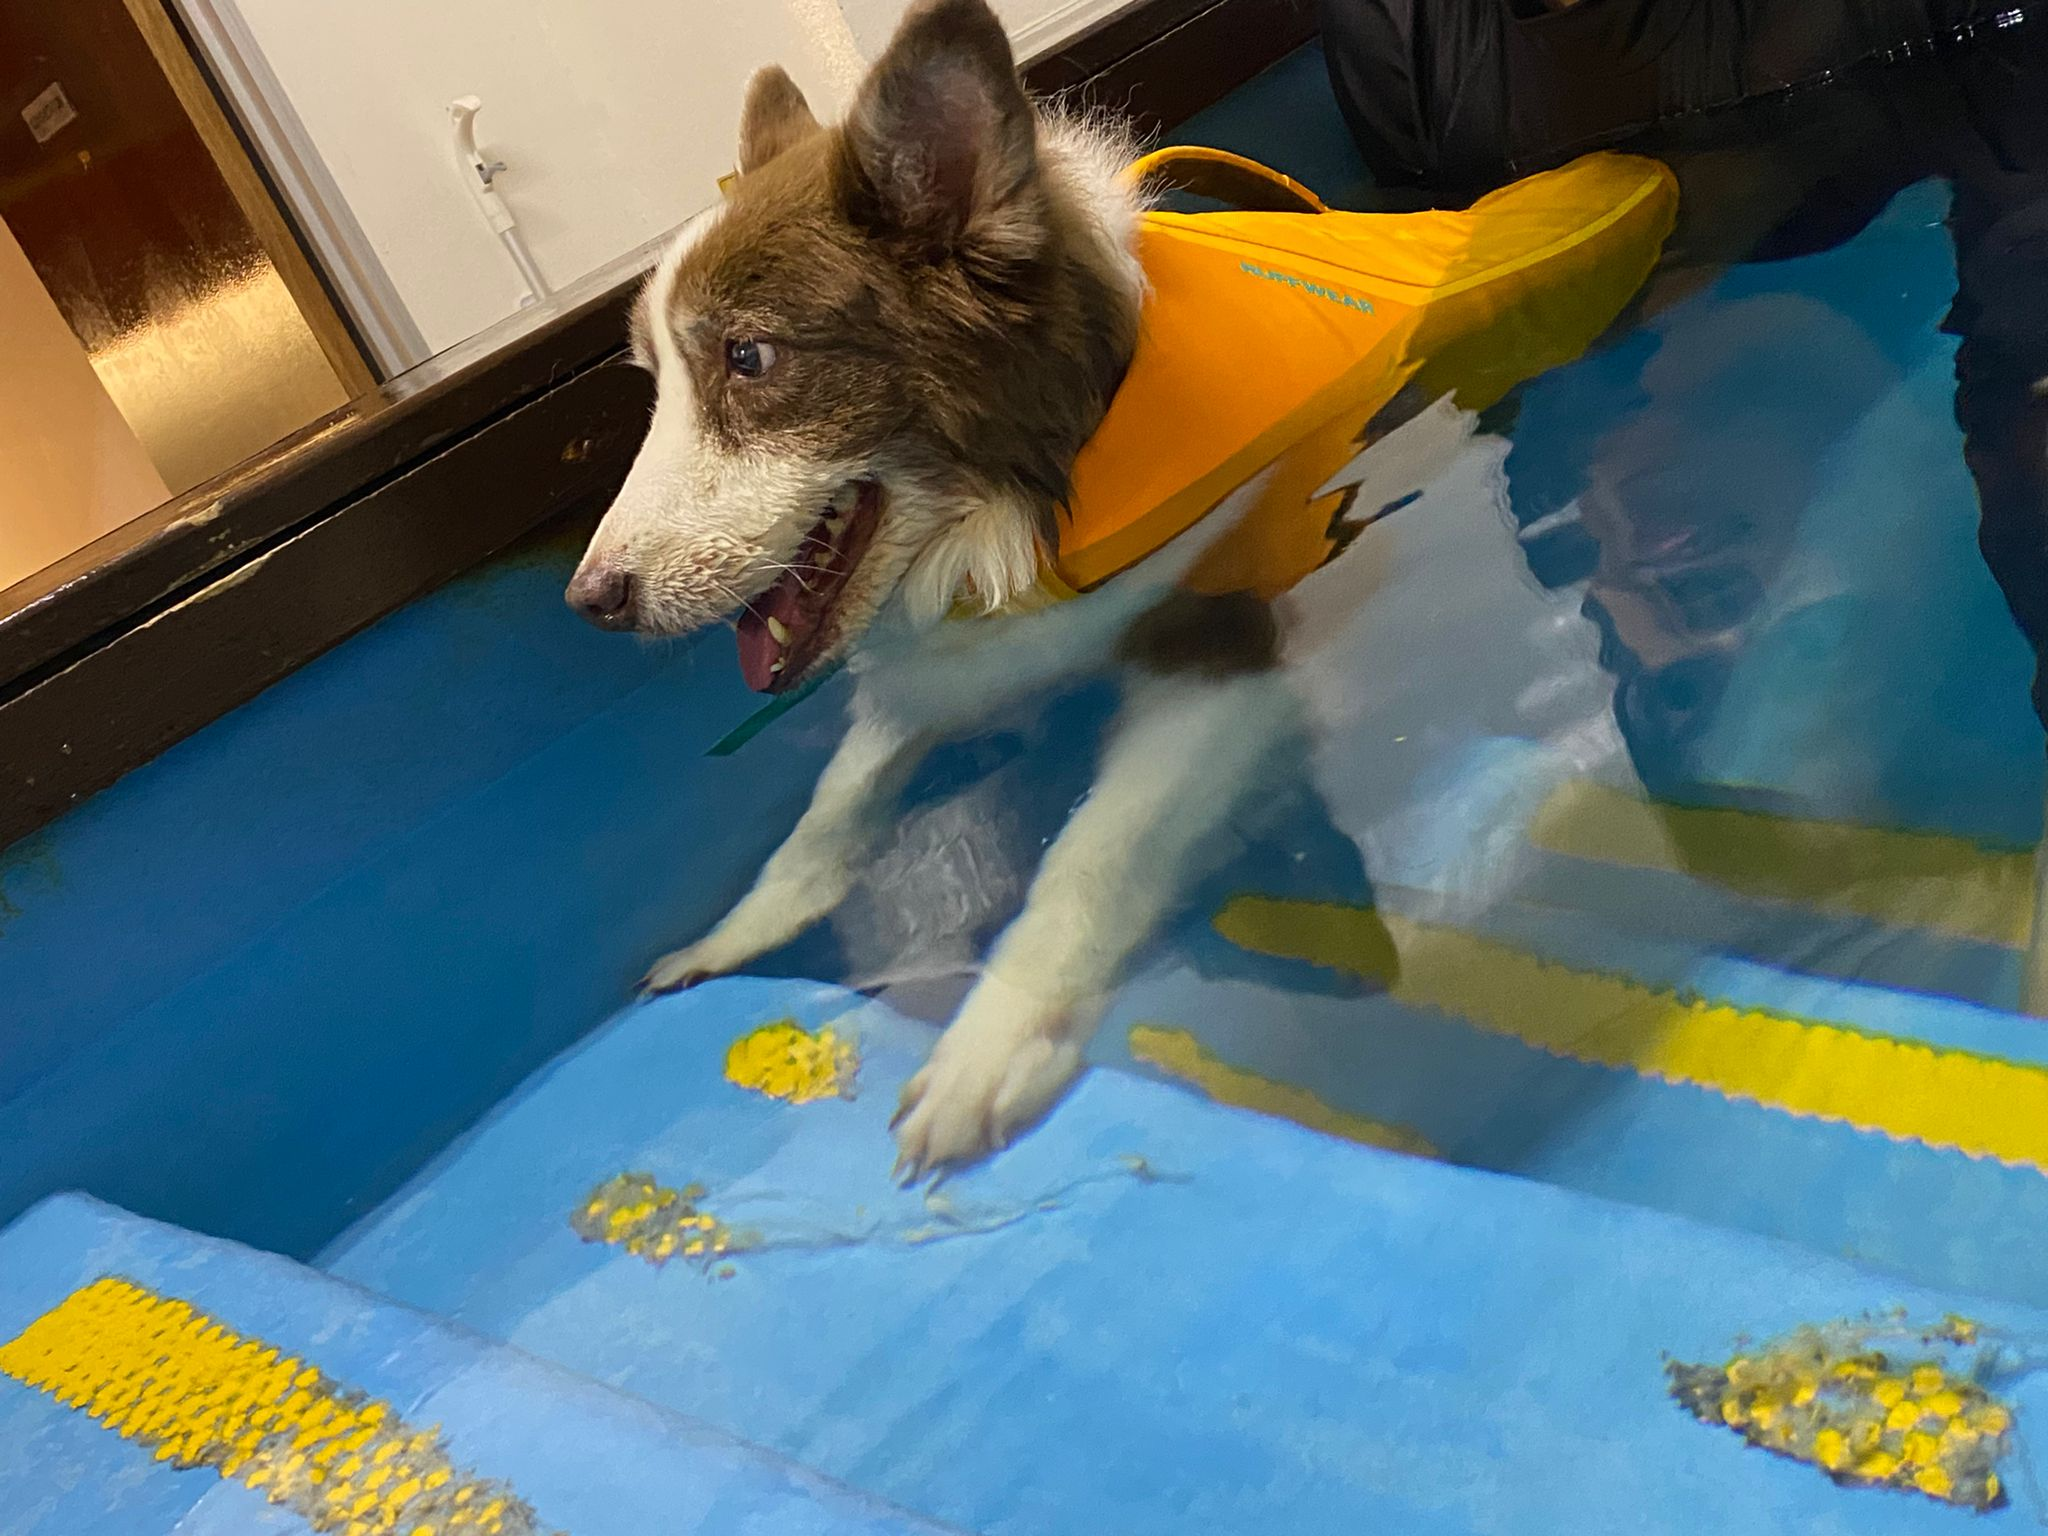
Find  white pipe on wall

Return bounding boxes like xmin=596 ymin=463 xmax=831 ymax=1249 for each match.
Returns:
xmin=448 ymin=95 xmax=551 ymax=308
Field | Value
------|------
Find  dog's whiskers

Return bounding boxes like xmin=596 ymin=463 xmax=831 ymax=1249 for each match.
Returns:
xmin=699 ymin=576 xmax=757 ymax=624
xmin=759 ymin=559 xmax=837 ymax=594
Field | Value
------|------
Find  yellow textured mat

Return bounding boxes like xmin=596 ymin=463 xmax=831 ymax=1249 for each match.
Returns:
xmin=0 ymin=1276 xmax=546 ymax=1536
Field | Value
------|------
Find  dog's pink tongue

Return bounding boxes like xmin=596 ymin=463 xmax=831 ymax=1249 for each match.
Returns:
xmin=735 ymin=611 xmax=779 ymax=693
xmin=736 ymin=577 xmax=810 ymax=693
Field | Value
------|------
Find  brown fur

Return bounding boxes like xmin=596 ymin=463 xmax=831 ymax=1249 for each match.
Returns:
xmin=1117 ymin=590 xmax=1281 ymax=676
xmin=736 ymin=66 xmax=820 ymax=175
xmin=651 ymin=0 xmax=1138 ymax=547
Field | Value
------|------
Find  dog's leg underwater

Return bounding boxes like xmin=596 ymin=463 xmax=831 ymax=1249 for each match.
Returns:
xmin=893 ymin=662 xmax=1301 ymax=1176
xmin=645 ymin=573 xmax=1161 ymax=991
xmin=644 ymin=708 xmax=930 ymax=991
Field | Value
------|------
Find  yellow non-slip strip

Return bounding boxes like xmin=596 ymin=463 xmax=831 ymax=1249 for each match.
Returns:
xmin=0 ymin=1276 xmax=548 ymax=1536
xmin=1529 ymin=779 xmax=2035 ymax=949
xmin=1128 ymin=1023 xmax=1437 ymax=1158
xmin=1214 ymin=896 xmax=2048 ymax=1172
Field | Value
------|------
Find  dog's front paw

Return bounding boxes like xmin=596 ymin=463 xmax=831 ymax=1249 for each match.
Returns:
xmin=641 ymin=938 xmax=741 ymax=995
xmin=891 ymin=977 xmax=1086 ymax=1179
xmin=642 ymin=855 xmax=861 ymax=996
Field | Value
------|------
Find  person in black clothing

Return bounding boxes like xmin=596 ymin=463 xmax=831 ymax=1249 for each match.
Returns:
xmin=1317 ymin=2 xmax=2048 ymax=998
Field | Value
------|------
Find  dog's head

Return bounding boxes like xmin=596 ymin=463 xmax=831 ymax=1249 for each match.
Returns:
xmin=566 ymin=0 xmax=1142 ymax=691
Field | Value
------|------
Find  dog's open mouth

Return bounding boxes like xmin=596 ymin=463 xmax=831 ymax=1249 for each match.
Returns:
xmin=736 ymin=481 xmax=883 ymax=694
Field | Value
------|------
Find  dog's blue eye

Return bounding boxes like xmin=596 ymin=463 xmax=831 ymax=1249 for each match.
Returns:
xmin=725 ymin=338 xmax=777 ymax=379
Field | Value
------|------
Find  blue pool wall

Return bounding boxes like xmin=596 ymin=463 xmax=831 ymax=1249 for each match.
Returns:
xmin=0 ymin=521 xmax=833 ymax=1257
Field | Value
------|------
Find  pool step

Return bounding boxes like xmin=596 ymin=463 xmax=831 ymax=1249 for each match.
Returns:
xmin=0 ymin=1192 xmax=958 ymax=1536
xmin=322 ymin=976 xmax=2048 ymax=1536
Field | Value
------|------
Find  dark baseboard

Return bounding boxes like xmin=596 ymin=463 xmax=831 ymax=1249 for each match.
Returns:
xmin=0 ymin=0 xmax=1321 ymax=853
xmin=0 ymin=361 xmax=650 ymax=848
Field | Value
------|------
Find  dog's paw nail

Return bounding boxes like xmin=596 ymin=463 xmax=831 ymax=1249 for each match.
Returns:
xmin=888 ymin=1073 xmax=928 ymax=1131
xmin=891 ymin=1137 xmax=929 ymax=1184
xmin=892 ymin=1103 xmax=939 ymax=1184
xmin=640 ymin=971 xmax=700 ymax=996
xmin=642 ymin=949 xmax=726 ymax=995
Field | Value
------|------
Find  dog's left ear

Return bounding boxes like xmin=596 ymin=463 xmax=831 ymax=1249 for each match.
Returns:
xmin=839 ymin=0 xmax=1038 ymax=252
xmin=738 ymin=65 xmax=821 ymax=175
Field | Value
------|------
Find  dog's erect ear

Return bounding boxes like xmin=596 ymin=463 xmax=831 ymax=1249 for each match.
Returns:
xmin=840 ymin=0 xmax=1037 ymax=249
xmin=737 ymin=65 xmax=821 ymax=175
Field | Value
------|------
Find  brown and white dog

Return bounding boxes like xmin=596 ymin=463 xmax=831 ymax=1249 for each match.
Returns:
xmin=567 ymin=0 xmax=1448 ymax=1175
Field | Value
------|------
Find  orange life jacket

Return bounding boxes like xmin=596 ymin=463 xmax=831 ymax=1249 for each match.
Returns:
xmin=1030 ymin=146 xmax=1679 ymax=604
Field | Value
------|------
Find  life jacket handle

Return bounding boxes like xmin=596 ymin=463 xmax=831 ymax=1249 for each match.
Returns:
xmin=1125 ymin=146 xmax=1329 ymax=215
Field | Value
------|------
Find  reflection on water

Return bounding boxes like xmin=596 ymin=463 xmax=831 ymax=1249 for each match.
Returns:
xmin=1515 ymin=26 xmax=2048 ymax=831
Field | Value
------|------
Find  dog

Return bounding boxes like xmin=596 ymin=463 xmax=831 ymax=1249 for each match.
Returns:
xmin=567 ymin=0 xmax=1481 ymax=1175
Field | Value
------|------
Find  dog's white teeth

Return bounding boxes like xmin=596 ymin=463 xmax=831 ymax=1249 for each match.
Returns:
xmin=765 ymin=616 xmax=790 ymax=645
xmin=816 ymin=548 xmax=838 ymax=569
xmin=770 ymin=659 xmax=786 ymax=674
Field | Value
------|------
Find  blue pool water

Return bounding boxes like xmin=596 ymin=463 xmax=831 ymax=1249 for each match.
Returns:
xmin=11 ymin=30 xmax=2048 ymax=1535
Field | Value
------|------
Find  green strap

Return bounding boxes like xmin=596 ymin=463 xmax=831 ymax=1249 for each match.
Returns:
xmin=704 ymin=664 xmax=841 ymax=756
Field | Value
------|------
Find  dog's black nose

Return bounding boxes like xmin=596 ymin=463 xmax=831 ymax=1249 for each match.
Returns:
xmin=567 ymin=563 xmax=636 ymax=629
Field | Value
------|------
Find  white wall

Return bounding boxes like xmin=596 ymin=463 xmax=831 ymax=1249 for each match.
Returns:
xmin=207 ymin=0 xmax=1131 ymax=362
xmin=211 ymin=0 xmax=855 ymax=356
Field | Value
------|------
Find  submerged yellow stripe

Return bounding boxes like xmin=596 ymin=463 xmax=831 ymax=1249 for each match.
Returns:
xmin=1128 ymin=1023 xmax=1436 ymax=1157
xmin=0 ymin=1276 xmax=549 ymax=1535
xmin=1215 ymin=896 xmax=2048 ymax=1172
xmin=1529 ymin=780 xmax=2035 ymax=949
xmin=571 ymin=1171 xmax=740 ymax=1267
